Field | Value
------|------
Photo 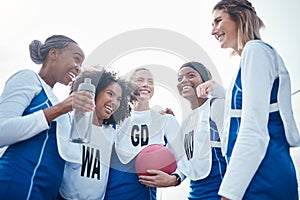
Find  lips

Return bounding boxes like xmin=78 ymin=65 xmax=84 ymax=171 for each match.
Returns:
xmin=104 ymin=105 xmax=113 ymax=114
xmin=215 ymin=33 xmax=225 ymax=42
xmin=68 ymin=71 xmax=77 ymax=81
xmin=139 ymin=88 xmax=151 ymax=94
xmin=181 ymin=85 xmax=193 ymax=93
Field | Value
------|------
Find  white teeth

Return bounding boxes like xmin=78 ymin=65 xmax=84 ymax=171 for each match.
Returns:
xmin=218 ymin=34 xmax=224 ymax=41
xmin=140 ymin=89 xmax=150 ymax=94
xmin=182 ymin=85 xmax=192 ymax=90
xmin=68 ymin=72 xmax=76 ymax=81
xmin=105 ymin=105 xmax=113 ymax=112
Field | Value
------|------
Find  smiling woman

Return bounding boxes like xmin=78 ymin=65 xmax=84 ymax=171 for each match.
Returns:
xmin=0 ymin=0 xmax=300 ymax=199
xmin=105 ymin=67 xmax=182 ymax=200
xmin=0 ymin=35 xmax=95 ymax=199
xmin=58 ymin=68 xmax=132 ymax=200
xmin=172 ymin=61 xmax=227 ymax=200
xmin=210 ymin=1 xmax=300 ymax=199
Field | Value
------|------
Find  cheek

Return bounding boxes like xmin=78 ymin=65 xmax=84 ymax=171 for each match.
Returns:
xmin=114 ymin=103 xmax=121 ymax=113
xmin=95 ymin=102 xmax=103 ymax=112
xmin=95 ymin=96 xmax=106 ymax=109
xmin=224 ymin=36 xmax=236 ymax=49
xmin=149 ymin=86 xmax=154 ymax=95
xmin=225 ymin=26 xmax=238 ymax=46
xmin=188 ymin=79 xmax=197 ymax=87
xmin=177 ymin=83 xmax=182 ymax=93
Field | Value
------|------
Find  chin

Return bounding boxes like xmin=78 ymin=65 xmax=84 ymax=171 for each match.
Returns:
xmin=139 ymin=95 xmax=151 ymax=101
xmin=220 ymin=43 xmax=226 ymax=49
xmin=105 ymin=113 xmax=113 ymax=119
xmin=182 ymin=93 xmax=192 ymax=99
xmin=220 ymin=42 xmax=232 ymax=49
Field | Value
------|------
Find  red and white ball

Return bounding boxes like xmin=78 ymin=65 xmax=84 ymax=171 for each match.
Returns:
xmin=135 ymin=144 xmax=177 ymax=176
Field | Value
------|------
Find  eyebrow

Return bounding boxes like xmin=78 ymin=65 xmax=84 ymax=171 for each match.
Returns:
xmin=107 ymin=88 xmax=115 ymax=94
xmin=75 ymin=52 xmax=84 ymax=58
xmin=136 ymin=77 xmax=153 ymax=81
xmin=180 ymin=71 xmax=197 ymax=76
xmin=213 ymin=16 xmax=222 ymax=25
xmin=110 ymin=89 xmax=123 ymax=99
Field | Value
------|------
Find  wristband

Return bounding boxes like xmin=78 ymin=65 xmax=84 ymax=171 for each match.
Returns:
xmin=172 ymin=173 xmax=181 ymax=186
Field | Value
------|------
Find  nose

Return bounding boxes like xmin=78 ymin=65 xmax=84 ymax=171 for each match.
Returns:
xmin=111 ymin=97 xmax=120 ymax=111
xmin=141 ymin=80 xmax=150 ymax=87
xmin=211 ymin=24 xmax=217 ymax=36
xmin=181 ymin=75 xmax=188 ymax=83
xmin=77 ymin=64 xmax=81 ymax=72
xmin=74 ymin=64 xmax=81 ymax=75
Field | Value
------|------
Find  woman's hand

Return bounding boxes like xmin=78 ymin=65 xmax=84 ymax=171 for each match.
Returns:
xmin=196 ymin=80 xmax=215 ymax=98
xmin=70 ymin=91 xmax=95 ymax=112
xmin=221 ymin=197 xmax=230 ymax=200
xmin=138 ymin=170 xmax=178 ymax=188
xmin=43 ymin=91 xmax=95 ymax=123
xmin=159 ymin=108 xmax=175 ymax=116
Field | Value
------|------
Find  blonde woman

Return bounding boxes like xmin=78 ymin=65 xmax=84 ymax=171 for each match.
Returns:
xmin=204 ymin=0 xmax=300 ymax=199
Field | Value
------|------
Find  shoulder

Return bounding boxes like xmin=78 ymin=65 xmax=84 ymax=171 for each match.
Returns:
xmin=241 ymin=40 xmax=276 ymax=73
xmin=7 ymin=69 xmax=40 ymax=85
xmin=11 ymin=69 xmax=38 ymax=79
xmin=149 ymin=109 xmax=180 ymax=126
xmin=243 ymin=40 xmax=274 ymax=56
xmin=102 ymin=124 xmax=117 ymax=133
xmin=100 ymin=125 xmax=116 ymax=142
xmin=164 ymin=113 xmax=180 ymax=126
xmin=4 ymin=69 xmax=42 ymax=92
xmin=164 ymin=113 xmax=177 ymax=120
xmin=210 ymin=98 xmax=225 ymax=120
xmin=210 ymin=98 xmax=225 ymax=111
xmin=0 ymin=69 xmax=43 ymax=110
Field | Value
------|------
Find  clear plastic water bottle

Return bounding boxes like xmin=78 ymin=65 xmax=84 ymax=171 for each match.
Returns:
xmin=70 ymin=78 xmax=95 ymax=143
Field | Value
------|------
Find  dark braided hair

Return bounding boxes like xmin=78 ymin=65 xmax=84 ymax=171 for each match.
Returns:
xmin=29 ymin=35 xmax=77 ymax=64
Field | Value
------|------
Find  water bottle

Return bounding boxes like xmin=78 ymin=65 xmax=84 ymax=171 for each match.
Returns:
xmin=70 ymin=78 xmax=95 ymax=143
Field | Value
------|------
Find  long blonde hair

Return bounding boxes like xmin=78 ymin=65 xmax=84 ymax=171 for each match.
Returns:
xmin=213 ymin=0 xmax=265 ymax=52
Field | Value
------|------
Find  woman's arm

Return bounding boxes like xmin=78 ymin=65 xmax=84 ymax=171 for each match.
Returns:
xmin=0 ymin=70 xmax=95 ymax=147
xmin=218 ymin=42 xmax=275 ymax=199
xmin=0 ymin=70 xmax=49 ymax=147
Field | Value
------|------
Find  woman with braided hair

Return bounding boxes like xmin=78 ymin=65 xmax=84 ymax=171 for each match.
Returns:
xmin=0 ymin=35 xmax=94 ymax=199
xmin=202 ymin=0 xmax=300 ymax=199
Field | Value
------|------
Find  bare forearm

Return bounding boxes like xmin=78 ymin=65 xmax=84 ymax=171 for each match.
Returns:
xmin=43 ymin=102 xmax=71 ymax=123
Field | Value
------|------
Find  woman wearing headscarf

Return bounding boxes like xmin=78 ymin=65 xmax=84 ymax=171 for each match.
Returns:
xmin=140 ymin=62 xmax=227 ymax=200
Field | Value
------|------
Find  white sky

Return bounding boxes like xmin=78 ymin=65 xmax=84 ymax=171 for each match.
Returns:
xmin=0 ymin=0 xmax=300 ymax=199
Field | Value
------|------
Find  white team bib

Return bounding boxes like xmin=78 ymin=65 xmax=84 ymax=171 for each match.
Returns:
xmin=178 ymin=100 xmax=212 ymax=180
xmin=115 ymin=110 xmax=167 ymax=164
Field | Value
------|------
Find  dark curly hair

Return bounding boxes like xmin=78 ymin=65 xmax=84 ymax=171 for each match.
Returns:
xmin=71 ymin=67 xmax=132 ymax=125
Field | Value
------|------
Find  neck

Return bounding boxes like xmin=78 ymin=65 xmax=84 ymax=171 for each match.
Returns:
xmin=93 ymin=113 xmax=103 ymax=126
xmin=39 ymin=66 xmax=55 ymax=88
xmin=191 ymin=98 xmax=207 ymax=110
xmin=132 ymin=101 xmax=150 ymax=111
